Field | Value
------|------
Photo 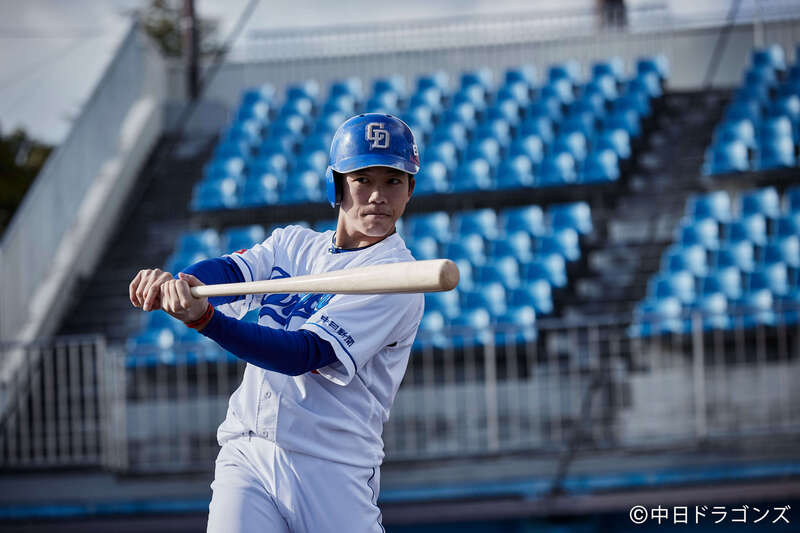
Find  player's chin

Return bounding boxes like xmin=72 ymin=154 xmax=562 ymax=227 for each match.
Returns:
xmin=361 ymin=216 xmax=394 ymax=237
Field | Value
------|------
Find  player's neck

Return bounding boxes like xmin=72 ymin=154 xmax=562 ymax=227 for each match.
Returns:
xmin=334 ymin=226 xmax=395 ymax=249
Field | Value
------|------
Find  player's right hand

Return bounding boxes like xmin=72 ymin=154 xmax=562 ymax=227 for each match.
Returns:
xmin=129 ymin=268 xmax=174 ymax=312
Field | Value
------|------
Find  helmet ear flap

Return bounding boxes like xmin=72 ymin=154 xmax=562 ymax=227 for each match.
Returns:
xmin=325 ymin=167 xmax=343 ymax=208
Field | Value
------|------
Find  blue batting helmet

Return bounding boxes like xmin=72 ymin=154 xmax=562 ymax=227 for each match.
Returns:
xmin=325 ymin=113 xmax=420 ymax=207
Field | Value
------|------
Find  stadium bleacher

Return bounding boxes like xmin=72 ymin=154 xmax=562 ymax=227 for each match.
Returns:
xmin=190 ymin=56 xmax=666 ymax=210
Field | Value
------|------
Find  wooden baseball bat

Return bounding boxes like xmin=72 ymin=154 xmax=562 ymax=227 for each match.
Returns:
xmin=190 ymin=259 xmax=459 ymax=298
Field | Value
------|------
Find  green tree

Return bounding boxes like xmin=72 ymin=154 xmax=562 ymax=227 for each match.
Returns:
xmin=0 ymin=128 xmax=53 ymax=235
xmin=133 ymin=0 xmax=221 ymax=57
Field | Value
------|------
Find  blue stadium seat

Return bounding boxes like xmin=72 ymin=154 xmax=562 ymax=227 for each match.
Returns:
xmin=486 ymin=100 xmax=521 ymax=126
xmin=496 ymin=155 xmax=535 ymax=189
xmin=414 ymin=311 xmax=450 ymax=350
xmin=329 ymin=77 xmax=363 ymax=102
xmin=752 ymin=44 xmax=786 ymax=72
xmin=417 ymin=71 xmax=449 ymax=92
xmin=538 ymin=228 xmax=581 ymax=264
xmin=528 ymin=96 xmax=563 ymax=123
xmin=494 ymin=305 xmax=537 ymax=345
xmin=271 ymin=113 xmax=307 ymax=137
xmin=240 ymin=84 xmax=275 ymax=107
xmin=443 ymin=234 xmax=486 ymax=265
xmin=603 ymin=108 xmax=641 ymax=138
xmin=775 ymin=213 xmax=800 ymax=237
xmin=205 ymin=157 xmax=246 ymax=182
xmin=731 ymin=287 xmax=776 ymax=328
xmin=510 ymin=279 xmax=553 ymax=315
xmin=768 ymin=94 xmax=800 ymax=123
xmin=701 ymin=266 xmax=743 ymax=301
xmin=302 ymin=130 xmax=334 ymax=153
xmin=581 ymin=149 xmax=620 ymax=183
xmin=749 ymin=262 xmax=790 ymax=297
xmin=473 ymin=118 xmax=512 ymax=148
xmin=453 ymin=209 xmax=499 ymax=239
xmin=192 ymin=177 xmax=239 ymax=210
xmin=552 ymin=131 xmax=588 ymax=163
xmin=649 ymin=270 xmax=695 ymax=305
xmin=714 ymin=118 xmax=757 ymax=149
xmin=708 ymin=139 xmax=750 ymax=174
xmin=497 ymin=81 xmax=531 ymax=106
xmin=240 ymin=173 xmax=281 ymax=206
xmin=425 ymin=290 xmax=461 ymax=321
xmin=725 ymin=98 xmax=762 ymax=123
xmin=714 ymin=241 xmax=756 ymax=272
xmin=508 ymin=134 xmax=545 ymax=165
xmin=636 ymin=55 xmax=669 ymax=81
xmin=759 ymin=115 xmax=793 ymax=143
xmin=295 ymin=147 xmax=328 ymax=173
xmin=250 ymin=152 xmax=291 ymax=180
xmin=549 ymin=202 xmax=593 ymax=235
xmin=501 ymin=205 xmax=547 ymax=237
xmin=612 ymin=90 xmax=651 ymax=119
xmin=178 ymin=229 xmax=220 ymax=256
xmin=164 ymin=249 xmax=211 ymax=275
xmin=679 ymin=218 xmax=720 ymax=249
xmin=373 ymin=76 xmax=406 ymax=98
xmin=519 ymin=114 xmax=555 ymax=145
xmin=465 ymin=137 xmax=502 ymax=168
xmin=740 ymin=187 xmax=781 ymax=219
xmin=594 ymin=127 xmax=631 ymax=160
xmin=280 ymin=170 xmax=325 ymax=204
xmin=216 ymin=139 xmax=253 ymax=160
xmin=260 ymin=133 xmax=298 ymax=155
xmin=451 ymin=158 xmax=493 ymax=192
xmin=632 ymin=296 xmax=682 ymax=337
xmin=408 ymin=236 xmax=440 ymax=261
xmin=451 ymin=85 xmax=487 ymax=113
xmin=505 ymin=65 xmax=537 ymax=86
xmin=540 ymin=79 xmax=574 ymax=105
xmin=488 ymin=230 xmax=535 ymax=263
xmin=413 ymin=160 xmax=449 ymax=196
xmin=548 ymin=60 xmax=581 ymax=86
xmin=786 ymin=186 xmax=800 ymax=213
xmin=449 ymin=308 xmax=493 ymax=348
xmin=223 ymin=225 xmax=266 ymax=253
xmin=286 ymin=80 xmax=320 ymax=102
xmin=593 ymin=57 xmax=625 ymax=81
xmin=522 ymin=253 xmax=567 ymax=289
xmin=410 ymin=86 xmax=445 ymax=114
xmin=688 ymin=292 xmax=731 ymax=331
xmin=585 ymin=74 xmax=618 ymax=101
xmin=402 ymin=104 xmax=435 ymax=136
xmin=572 ymin=92 xmax=606 ymax=118
xmin=663 ymin=244 xmax=708 ymax=277
xmin=236 ymin=100 xmax=271 ymax=123
xmin=461 ymin=282 xmax=507 ymax=318
xmin=283 ymin=95 xmax=315 ymax=118
xmin=431 ymin=121 xmax=468 ymax=150
xmin=364 ymin=92 xmax=400 ymax=114
xmin=726 ymin=213 xmax=768 ymax=247
xmin=537 ymin=152 xmax=577 ymax=187
xmin=474 ymin=256 xmax=520 ymax=288
xmin=757 ymin=136 xmax=795 ymax=170
xmin=629 ymin=71 xmax=661 ymax=100
xmin=423 ymin=140 xmax=458 ymax=172
xmin=765 ymin=233 xmax=798 ymax=269
xmin=689 ymin=191 xmax=732 ymax=223
xmin=408 ymin=211 xmax=451 ymax=241
xmin=226 ymin=118 xmax=263 ymax=144
xmin=442 ymin=101 xmax=478 ymax=131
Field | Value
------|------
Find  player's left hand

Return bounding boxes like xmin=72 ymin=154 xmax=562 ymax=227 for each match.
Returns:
xmin=160 ymin=272 xmax=209 ymax=323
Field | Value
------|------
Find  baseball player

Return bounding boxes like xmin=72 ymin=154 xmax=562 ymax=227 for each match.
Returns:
xmin=129 ymin=113 xmax=424 ymax=532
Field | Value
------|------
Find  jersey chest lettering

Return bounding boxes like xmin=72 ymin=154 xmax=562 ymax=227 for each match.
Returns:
xmin=258 ymin=266 xmax=333 ymax=326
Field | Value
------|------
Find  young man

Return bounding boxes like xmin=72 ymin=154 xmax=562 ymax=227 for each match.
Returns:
xmin=129 ymin=113 xmax=423 ymax=532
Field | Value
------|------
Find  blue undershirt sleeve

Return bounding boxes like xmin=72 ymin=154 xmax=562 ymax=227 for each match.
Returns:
xmin=199 ymin=309 xmax=339 ymax=376
xmin=180 ymin=257 xmax=246 ymax=307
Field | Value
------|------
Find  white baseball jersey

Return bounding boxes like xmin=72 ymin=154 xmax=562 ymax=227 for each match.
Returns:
xmin=214 ymin=225 xmax=424 ymax=468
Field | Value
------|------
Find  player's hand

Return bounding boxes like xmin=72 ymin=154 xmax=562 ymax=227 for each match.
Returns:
xmin=129 ymin=268 xmax=174 ymax=312
xmin=160 ymin=273 xmax=209 ymax=323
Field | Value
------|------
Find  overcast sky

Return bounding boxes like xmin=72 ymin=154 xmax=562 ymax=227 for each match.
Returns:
xmin=0 ymin=0 xmax=755 ymax=145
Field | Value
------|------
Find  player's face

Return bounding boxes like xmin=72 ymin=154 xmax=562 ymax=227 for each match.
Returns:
xmin=336 ymin=166 xmax=415 ymax=248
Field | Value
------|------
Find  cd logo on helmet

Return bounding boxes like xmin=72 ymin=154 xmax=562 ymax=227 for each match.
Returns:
xmin=365 ymin=122 xmax=390 ymax=149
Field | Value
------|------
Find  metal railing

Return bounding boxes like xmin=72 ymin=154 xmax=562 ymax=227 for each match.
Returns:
xmin=4 ymin=308 xmax=797 ymax=473
xmin=0 ymin=22 xmax=166 ymax=362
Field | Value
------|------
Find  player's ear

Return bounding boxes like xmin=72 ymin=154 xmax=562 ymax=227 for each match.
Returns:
xmin=407 ymin=175 xmax=415 ymax=198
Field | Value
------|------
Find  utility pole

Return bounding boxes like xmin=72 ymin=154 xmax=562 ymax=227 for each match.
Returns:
xmin=182 ymin=0 xmax=199 ymax=100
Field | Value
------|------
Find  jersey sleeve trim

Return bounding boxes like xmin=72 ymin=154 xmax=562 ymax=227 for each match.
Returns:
xmin=302 ymin=321 xmax=357 ymax=385
xmin=228 ymin=252 xmax=255 ymax=282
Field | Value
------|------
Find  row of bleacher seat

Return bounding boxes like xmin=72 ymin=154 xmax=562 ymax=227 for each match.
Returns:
xmin=191 ymin=56 xmax=668 ymax=209
xmin=126 ymin=202 xmax=593 ymax=364
xmin=705 ymin=43 xmax=800 ymax=174
xmin=630 ymin=186 xmax=800 ymax=336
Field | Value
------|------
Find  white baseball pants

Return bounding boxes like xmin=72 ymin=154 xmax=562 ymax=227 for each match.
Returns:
xmin=207 ymin=434 xmax=385 ymax=533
